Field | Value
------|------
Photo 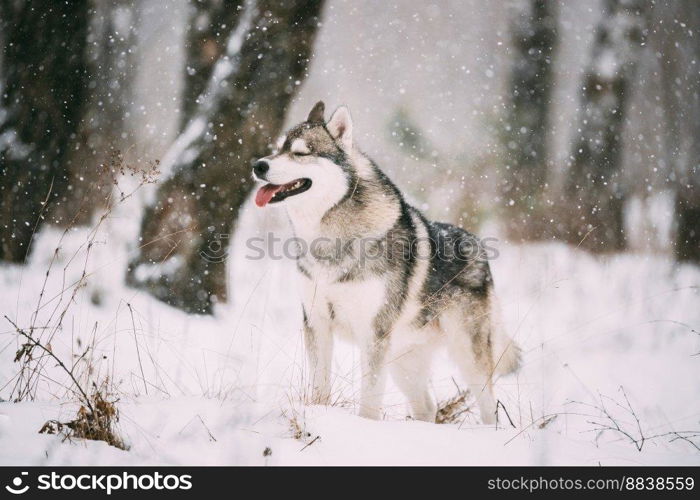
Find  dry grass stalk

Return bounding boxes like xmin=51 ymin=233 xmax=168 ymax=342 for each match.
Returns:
xmin=572 ymin=386 xmax=700 ymax=452
xmin=4 ymin=151 xmax=160 ymax=450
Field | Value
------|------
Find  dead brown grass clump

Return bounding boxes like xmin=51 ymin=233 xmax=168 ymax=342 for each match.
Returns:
xmin=435 ymin=389 xmax=473 ymax=424
xmin=40 ymin=385 xmax=128 ymax=450
xmin=282 ymin=409 xmax=312 ymax=441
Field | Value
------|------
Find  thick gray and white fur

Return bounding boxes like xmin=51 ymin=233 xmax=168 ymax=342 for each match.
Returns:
xmin=252 ymin=101 xmax=520 ymax=423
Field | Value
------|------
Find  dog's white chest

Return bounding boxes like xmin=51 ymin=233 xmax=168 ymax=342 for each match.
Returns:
xmin=330 ymin=277 xmax=385 ymax=324
xmin=299 ymin=266 xmax=386 ymax=343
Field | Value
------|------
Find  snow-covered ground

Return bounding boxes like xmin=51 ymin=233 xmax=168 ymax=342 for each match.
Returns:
xmin=1 ymin=195 xmax=699 ymax=466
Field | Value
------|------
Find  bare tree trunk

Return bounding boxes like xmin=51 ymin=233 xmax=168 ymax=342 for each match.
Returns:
xmin=503 ymin=0 xmax=557 ymax=240
xmin=127 ymin=0 xmax=325 ymax=314
xmin=180 ymin=0 xmax=243 ymax=131
xmin=676 ymin=200 xmax=700 ymax=262
xmin=560 ymin=0 xmax=652 ymax=251
xmin=0 ymin=0 xmax=89 ymax=261
xmin=57 ymin=0 xmax=140 ymax=225
xmin=667 ymin=1 xmax=700 ymax=263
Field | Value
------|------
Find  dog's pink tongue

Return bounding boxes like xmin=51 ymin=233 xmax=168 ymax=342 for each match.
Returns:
xmin=255 ymin=184 xmax=282 ymax=207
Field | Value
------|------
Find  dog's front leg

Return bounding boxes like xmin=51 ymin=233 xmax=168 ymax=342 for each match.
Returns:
xmin=303 ymin=309 xmax=333 ymax=405
xmin=358 ymin=335 xmax=388 ymax=420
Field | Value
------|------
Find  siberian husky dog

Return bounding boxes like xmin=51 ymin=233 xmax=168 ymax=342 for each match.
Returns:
xmin=252 ymin=101 xmax=520 ymax=423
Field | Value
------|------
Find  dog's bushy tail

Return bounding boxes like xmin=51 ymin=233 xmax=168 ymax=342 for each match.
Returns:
xmin=492 ymin=332 xmax=521 ymax=375
xmin=489 ymin=295 xmax=521 ymax=376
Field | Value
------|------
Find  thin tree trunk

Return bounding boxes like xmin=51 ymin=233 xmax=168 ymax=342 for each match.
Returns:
xmin=503 ymin=0 xmax=557 ymax=240
xmin=0 ymin=0 xmax=89 ymax=261
xmin=676 ymin=200 xmax=700 ymax=262
xmin=181 ymin=0 xmax=243 ymax=132
xmin=57 ymin=0 xmax=140 ymax=225
xmin=127 ymin=0 xmax=325 ymax=314
xmin=560 ymin=0 xmax=652 ymax=251
xmin=668 ymin=1 xmax=700 ymax=263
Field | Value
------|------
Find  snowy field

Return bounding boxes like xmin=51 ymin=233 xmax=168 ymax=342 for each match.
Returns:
xmin=1 ymin=195 xmax=699 ymax=466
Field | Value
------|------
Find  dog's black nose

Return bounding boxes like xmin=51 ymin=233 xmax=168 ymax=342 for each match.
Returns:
xmin=253 ymin=160 xmax=269 ymax=178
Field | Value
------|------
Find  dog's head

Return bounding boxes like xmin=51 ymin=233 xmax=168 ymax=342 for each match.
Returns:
xmin=252 ymin=101 xmax=354 ymax=210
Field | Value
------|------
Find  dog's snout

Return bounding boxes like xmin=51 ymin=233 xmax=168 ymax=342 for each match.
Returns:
xmin=253 ymin=160 xmax=269 ymax=179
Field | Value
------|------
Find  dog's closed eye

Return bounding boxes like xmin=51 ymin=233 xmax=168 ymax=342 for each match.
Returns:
xmin=290 ymin=139 xmax=311 ymax=156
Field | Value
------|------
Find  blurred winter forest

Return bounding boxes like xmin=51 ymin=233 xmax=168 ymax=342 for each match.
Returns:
xmin=0 ymin=0 xmax=697 ymax=313
xmin=0 ymin=0 xmax=699 ymax=466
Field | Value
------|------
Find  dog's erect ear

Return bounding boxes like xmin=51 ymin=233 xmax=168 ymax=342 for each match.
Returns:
xmin=307 ymin=101 xmax=325 ymax=123
xmin=327 ymin=105 xmax=353 ymax=148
